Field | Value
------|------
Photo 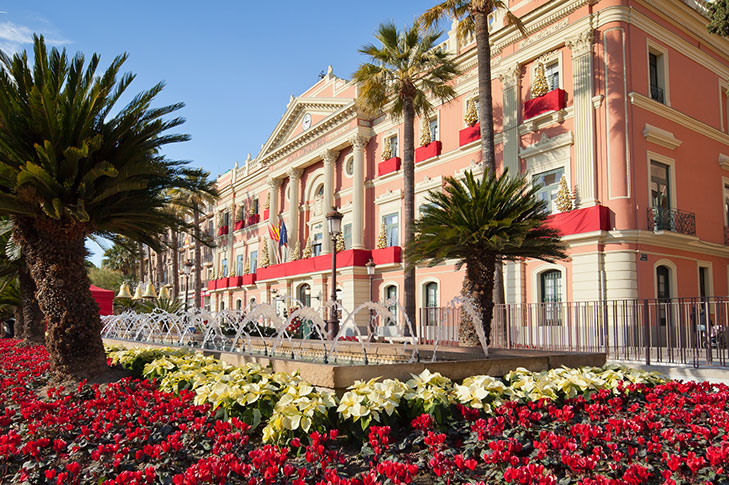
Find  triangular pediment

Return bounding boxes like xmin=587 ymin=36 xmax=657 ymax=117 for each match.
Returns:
xmin=258 ymin=96 xmax=355 ymax=161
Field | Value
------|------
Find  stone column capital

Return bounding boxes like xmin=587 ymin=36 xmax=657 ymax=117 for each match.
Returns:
xmin=267 ymin=176 xmax=282 ymax=189
xmin=287 ymin=167 xmax=303 ymax=181
xmin=322 ymin=149 xmax=339 ymax=166
xmin=349 ymin=135 xmax=369 ymax=150
xmin=567 ymin=29 xmax=593 ymax=57
xmin=498 ymin=63 xmax=521 ymax=89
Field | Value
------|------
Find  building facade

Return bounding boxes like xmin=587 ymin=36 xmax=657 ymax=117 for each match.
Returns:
xmin=150 ymin=0 xmax=729 ymax=328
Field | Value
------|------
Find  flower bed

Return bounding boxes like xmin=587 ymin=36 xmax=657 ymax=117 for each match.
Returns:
xmin=2 ymin=340 xmax=728 ymax=484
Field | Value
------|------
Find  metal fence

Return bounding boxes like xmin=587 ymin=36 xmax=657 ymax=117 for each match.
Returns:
xmin=418 ymin=298 xmax=729 ymax=367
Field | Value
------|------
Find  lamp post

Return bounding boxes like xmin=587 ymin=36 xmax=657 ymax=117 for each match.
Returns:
xmin=366 ymin=258 xmax=376 ymax=342
xmin=183 ymin=259 xmax=193 ymax=312
xmin=326 ymin=206 xmax=343 ymax=340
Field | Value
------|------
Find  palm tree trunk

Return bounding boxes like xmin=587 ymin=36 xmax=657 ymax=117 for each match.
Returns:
xmin=14 ymin=219 xmax=107 ymax=380
xmin=13 ymin=306 xmax=24 ymax=340
xmin=156 ymin=247 xmax=164 ymax=286
xmin=465 ymin=253 xmax=496 ymax=346
xmin=171 ymin=231 xmax=179 ymax=299
xmin=193 ymin=207 xmax=202 ymax=309
xmin=138 ymin=243 xmax=145 ymax=282
xmin=402 ymin=96 xmax=416 ymax=336
xmin=474 ymin=11 xmax=506 ymax=308
xmin=18 ymin=263 xmax=44 ymax=345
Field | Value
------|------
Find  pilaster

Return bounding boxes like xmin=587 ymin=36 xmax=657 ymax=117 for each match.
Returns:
xmin=350 ymin=135 xmax=368 ymax=249
xmin=322 ymin=149 xmax=338 ymax=254
xmin=567 ymin=29 xmax=596 ymax=207
xmin=499 ymin=63 xmax=522 ymax=175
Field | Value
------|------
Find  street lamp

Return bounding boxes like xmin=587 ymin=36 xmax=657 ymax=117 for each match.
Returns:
xmin=366 ymin=258 xmax=376 ymax=342
xmin=183 ymin=259 xmax=193 ymax=312
xmin=326 ymin=206 xmax=343 ymax=340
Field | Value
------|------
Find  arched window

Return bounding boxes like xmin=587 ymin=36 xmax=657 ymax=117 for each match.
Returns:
xmin=656 ymin=265 xmax=671 ymax=300
xmin=424 ymin=282 xmax=438 ymax=308
xmin=249 ymin=297 xmax=256 ymax=306
xmin=424 ymin=282 xmax=438 ymax=326
xmin=298 ymin=284 xmax=311 ymax=307
xmin=235 ymin=299 xmax=242 ymax=310
xmin=385 ymin=285 xmax=398 ymax=325
xmin=540 ymin=270 xmax=562 ymax=303
xmin=540 ymin=270 xmax=562 ymax=325
xmin=220 ymin=300 xmax=225 ymax=311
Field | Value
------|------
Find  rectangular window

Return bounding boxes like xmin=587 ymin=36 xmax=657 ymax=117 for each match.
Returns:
xmin=545 ymin=61 xmax=560 ymax=91
xmin=648 ymin=50 xmax=666 ymax=104
xmin=343 ymin=223 xmax=352 ymax=250
xmin=312 ymin=224 xmax=323 ymax=256
xmin=724 ymin=184 xmax=729 ymax=226
xmin=532 ymin=168 xmax=565 ymax=214
xmin=388 ymin=134 xmax=398 ymax=158
xmin=222 ymin=212 xmax=230 ymax=227
xmin=383 ymin=213 xmax=399 ymax=247
xmin=252 ymin=198 xmax=259 ymax=215
xmin=236 ymin=255 xmax=244 ymax=275
xmin=650 ymin=161 xmax=671 ymax=210
xmin=250 ymin=251 xmax=258 ymax=273
xmin=429 ymin=118 xmax=439 ymax=141
xmin=207 ymin=220 xmax=214 ymax=237
xmin=221 ymin=258 xmax=228 ymax=277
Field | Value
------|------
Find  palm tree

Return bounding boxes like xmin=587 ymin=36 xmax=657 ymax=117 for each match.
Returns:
xmin=167 ymin=172 xmax=217 ymax=309
xmin=406 ymin=169 xmax=566 ymax=346
xmin=353 ymin=22 xmax=460 ymax=330
xmin=0 ymin=36 xmax=204 ymax=380
xmin=102 ymin=240 xmax=138 ymax=279
xmin=420 ymin=1 xmax=525 ymax=307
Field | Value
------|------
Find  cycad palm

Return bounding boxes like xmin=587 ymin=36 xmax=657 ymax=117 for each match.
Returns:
xmin=0 ymin=36 xmax=203 ymax=380
xmin=406 ymin=169 xmax=566 ymax=346
xmin=353 ymin=22 xmax=460 ymax=329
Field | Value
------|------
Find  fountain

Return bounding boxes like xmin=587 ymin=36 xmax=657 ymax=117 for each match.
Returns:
xmin=101 ymin=296 xmax=605 ymax=391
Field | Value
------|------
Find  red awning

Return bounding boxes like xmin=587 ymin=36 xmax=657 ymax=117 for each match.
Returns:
xmin=90 ymin=285 xmax=114 ymax=316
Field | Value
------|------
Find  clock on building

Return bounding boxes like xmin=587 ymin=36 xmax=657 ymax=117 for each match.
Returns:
xmin=301 ymin=112 xmax=312 ymax=131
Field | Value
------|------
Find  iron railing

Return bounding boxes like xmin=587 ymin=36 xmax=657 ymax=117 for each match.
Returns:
xmin=417 ymin=307 xmax=460 ymax=346
xmin=419 ymin=298 xmax=729 ymax=367
xmin=647 ymin=207 xmax=696 ymax=236
xmin=491 ymin=298 xmax=728 ymax=367
xmin=650 ymin=85 xmax=664 ymax=103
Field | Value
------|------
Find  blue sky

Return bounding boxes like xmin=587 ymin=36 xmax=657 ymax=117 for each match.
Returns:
xmin=1 ymin=1 xmax=438 ymax=265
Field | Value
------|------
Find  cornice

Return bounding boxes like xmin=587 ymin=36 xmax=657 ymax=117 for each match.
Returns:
xmin=629 ymin=92 xmax=729 ymax=147
xmin=642 ymin=124 xmax=682 ymax=150
xmin=259 ymin=105 xmax=357 ymax=166
xmin=490 ymin=0 xmax=596 ymax=56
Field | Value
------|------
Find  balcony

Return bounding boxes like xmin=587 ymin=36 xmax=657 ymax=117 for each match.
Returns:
xmin=647 ymin=207 xmax=696 ymax=236
xmin=650 ymin=84 xmax=664 ymax=104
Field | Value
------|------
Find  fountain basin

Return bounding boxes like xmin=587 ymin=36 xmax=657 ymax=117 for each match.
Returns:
xmin=104 ymin=338 xmax=605 ymax=393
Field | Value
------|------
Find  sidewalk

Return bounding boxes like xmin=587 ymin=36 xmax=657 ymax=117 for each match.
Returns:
xmin=610 ymin=360 xmax=729 ymax=385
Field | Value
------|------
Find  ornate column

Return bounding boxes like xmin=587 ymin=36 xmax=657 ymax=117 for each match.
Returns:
xmin=350 ymin=135 xmax=368 ymax=249
xmin=567 ymin=29 xmax=596 ymax=206
xmin=499 ymin=64 xmax=521 ymax=175
xmin=287 ymin=167 xmax=302 ymax=256
xmin=322 ymin=149 xmax=338 ymax=254
xmin=267 ymin=176 xmax=281 ymax=226
xmin=267 ymin=177 xmax=281 ymax=261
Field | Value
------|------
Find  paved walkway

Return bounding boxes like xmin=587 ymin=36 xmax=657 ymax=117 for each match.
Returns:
xmin=610 ymin=360 xmax=729 ymax=385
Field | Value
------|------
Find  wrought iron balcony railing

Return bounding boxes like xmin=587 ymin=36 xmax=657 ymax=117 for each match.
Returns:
xmin=647 ymin=207 xmax=696 ymax=236
xmin=650 ymin=84 xmax=664 ymax=103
